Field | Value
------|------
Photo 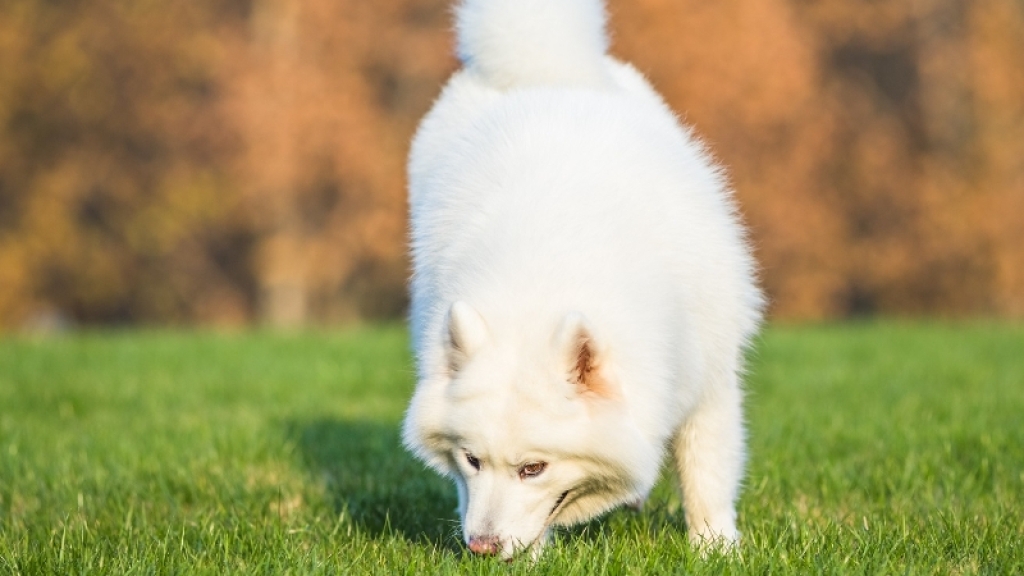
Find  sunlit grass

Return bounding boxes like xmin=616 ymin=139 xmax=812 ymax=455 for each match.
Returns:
xmin=1 ymin=323 xmax=1022 ymax=574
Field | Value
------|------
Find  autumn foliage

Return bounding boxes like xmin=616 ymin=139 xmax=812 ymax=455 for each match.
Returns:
xmin=0 ymin=0 xmax=1021 ymax=328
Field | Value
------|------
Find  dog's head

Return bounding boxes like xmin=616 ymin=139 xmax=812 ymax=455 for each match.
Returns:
xmin=403 ymin=302 xmax=660 ymax=559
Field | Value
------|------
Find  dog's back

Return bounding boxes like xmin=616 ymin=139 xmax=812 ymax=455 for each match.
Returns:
xmin=408 ymin=1 xmax=761 ymax=398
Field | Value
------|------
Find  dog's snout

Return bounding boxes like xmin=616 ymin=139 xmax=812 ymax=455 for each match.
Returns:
xmin=467 ymin=535 xmax=501 ymax=556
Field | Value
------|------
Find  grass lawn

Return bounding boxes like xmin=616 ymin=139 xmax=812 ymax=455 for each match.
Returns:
xmin=1 ymin=323 xmax=1022 ymax=574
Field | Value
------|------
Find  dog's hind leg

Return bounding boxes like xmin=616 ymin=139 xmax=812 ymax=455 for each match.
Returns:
xmin=672 ymin=365 xmax=745 ymax=548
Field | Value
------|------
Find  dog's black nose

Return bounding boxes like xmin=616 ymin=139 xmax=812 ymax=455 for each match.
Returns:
xmin=467 ymin=535 xmax=501 ymax=556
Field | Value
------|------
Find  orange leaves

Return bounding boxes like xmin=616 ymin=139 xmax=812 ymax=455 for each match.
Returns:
xmin=0 ymin=0 xmax=1021 ymax=328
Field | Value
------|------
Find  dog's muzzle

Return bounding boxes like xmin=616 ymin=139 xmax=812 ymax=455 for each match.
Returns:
xmin=467 ymin=535 xmax=502 ymax=556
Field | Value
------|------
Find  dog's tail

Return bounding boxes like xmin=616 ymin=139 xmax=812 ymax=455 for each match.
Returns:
xmin=455 ymin=0 xmax=610 ymax=90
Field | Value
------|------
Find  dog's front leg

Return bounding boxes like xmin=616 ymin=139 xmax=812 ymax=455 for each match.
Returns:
xmin=672 ymin=370 xmax=745 ymax=549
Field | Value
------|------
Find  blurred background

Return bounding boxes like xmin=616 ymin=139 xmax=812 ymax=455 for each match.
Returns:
xmin=0 ymin=0 xmax=1021 ymax=330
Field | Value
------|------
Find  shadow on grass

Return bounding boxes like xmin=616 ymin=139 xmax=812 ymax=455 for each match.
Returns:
xmin=284 ymin=417 xmax=463 ymax=554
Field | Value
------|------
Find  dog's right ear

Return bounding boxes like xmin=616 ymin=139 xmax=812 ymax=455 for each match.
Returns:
xmin=445 ymin=301 xmax=487 ymax=372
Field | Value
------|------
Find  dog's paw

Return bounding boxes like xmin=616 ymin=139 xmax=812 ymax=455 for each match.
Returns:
xmin=688 ymin=524 xmax=740 ymax=556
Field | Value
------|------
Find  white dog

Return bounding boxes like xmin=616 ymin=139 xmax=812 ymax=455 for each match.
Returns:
xmin=402 ymin=0 xmax=763 ymax=559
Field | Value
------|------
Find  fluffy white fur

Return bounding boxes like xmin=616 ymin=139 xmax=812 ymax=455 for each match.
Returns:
xmin=455 ymin=0 xmax=610 ymax=89
xmin=403 ymin=0 xmax=763 ymax=560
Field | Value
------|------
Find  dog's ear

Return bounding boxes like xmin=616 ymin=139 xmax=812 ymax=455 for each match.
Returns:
xmin=446 ymin=301 xmax=487 ymax=372
xmin=556 ymin=312 xmax=617 ymax=399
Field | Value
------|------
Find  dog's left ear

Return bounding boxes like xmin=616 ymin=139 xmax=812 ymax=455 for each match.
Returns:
xmin=555 ymin=312 xmax=618 ymax=399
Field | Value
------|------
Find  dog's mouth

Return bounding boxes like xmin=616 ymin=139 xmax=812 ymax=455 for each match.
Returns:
xmin=548 ymin=490 xmax=570 ymax=518
xmin=519 ymin=487 xmax=578 ymax=555
xmin=502 ymin=490 xmax=575 ymax=561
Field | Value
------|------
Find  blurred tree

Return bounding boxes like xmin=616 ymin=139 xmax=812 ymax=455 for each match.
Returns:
xmin=0 ymin=0 xmax=1020 ymax=329
xmin=612 ymin=0 xmax=1023 ymax=318
xmin=229 ymin=0 xmax=452 ymax=326
xmin=0 ymin=1 xmax=255 ymax=327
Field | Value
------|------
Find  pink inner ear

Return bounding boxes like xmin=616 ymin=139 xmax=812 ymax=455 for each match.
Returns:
xmin=572 ymin=337 xmax=594 ymax=386
xmin=571 ymin=337 xmax=616 ymax=398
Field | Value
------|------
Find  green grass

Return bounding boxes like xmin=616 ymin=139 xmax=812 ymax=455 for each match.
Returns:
xmin=1 ymin=323 xmax=1022 ymax=574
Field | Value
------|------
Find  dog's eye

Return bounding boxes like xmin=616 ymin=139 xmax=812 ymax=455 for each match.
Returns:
xmin=465 ymin=452 xmax=481 ymax=471
xmin=518 ymin=462 xmax=547 ymax=479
